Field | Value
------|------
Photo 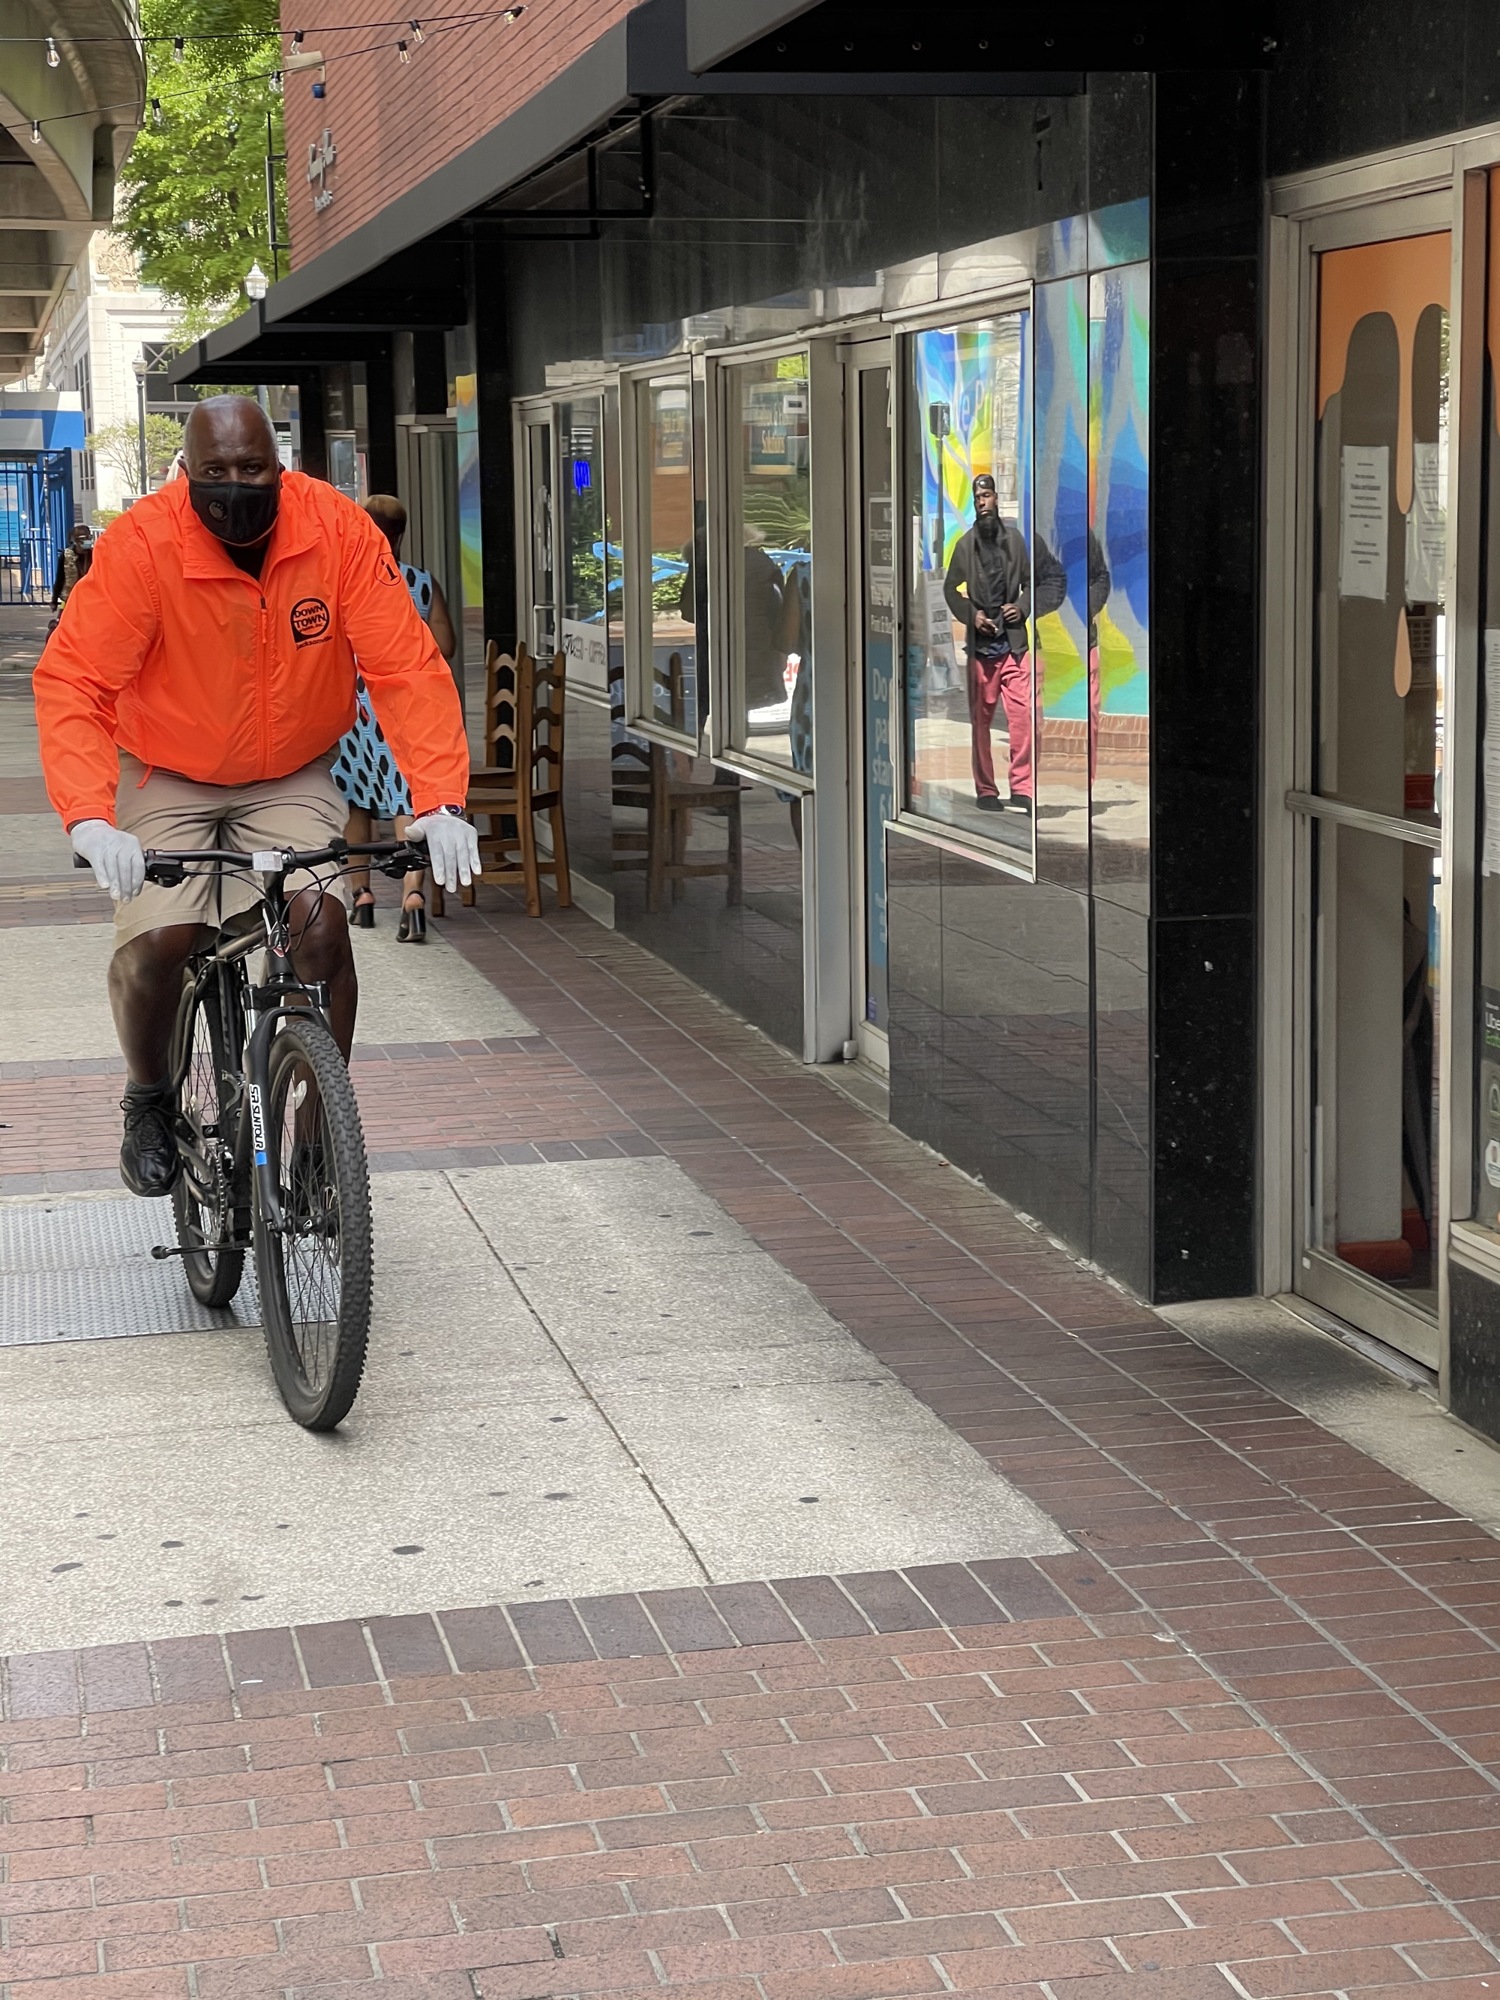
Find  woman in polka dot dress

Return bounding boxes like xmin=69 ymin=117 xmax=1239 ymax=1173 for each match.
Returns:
xmin=334 ymin=495 xmax=460 ymax=942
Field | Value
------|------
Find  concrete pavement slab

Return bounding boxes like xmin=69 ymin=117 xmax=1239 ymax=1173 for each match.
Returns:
xmin=454 ymin=1157 xmax=1071 ymax=1574
xmin=602 ymin=1377 xmax=1072 ymax=1574
xmin=0 ymin=1157 xmax=1071 ymax=1652
xmin=0 ymin=809 xmax=76 ymax=880
xmin=0 ymin=904 xmax=534 ymax=1064
xmin=0 ymin=919 xmax=118 ymax=1058
xmin=349 ymin=912 xmax=536 ymax=1041
xmin=0 ymin=1173 xmax=702 ymax=1652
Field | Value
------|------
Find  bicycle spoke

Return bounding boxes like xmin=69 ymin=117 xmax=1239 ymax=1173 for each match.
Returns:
xmin=172 ymin=976 xmax=245 ymax=1309
xmin=272 ymin=1053 xmax=343 ymax=1393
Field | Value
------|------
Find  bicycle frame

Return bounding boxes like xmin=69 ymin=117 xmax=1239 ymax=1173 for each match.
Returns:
xmin=147 ymin=839 xmax=417 ymax=1241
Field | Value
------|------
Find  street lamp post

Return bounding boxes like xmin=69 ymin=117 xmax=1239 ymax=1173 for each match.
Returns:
xmin=131 ymin=353 xmax=148 ymax=499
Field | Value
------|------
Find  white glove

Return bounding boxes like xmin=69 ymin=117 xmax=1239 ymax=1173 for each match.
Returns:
xmin=71 ymin=818 xmax=146 ymax=902
xmin=407 ymin=810 xmax=480 ymax=893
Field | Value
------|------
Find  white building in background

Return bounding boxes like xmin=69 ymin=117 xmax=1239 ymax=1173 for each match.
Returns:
xmin=41 ymin=233 xmax=189 ymax=522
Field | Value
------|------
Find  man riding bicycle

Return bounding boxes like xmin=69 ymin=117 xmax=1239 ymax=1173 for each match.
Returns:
xmin=34 ymin=393 xmax=480 ymax=1199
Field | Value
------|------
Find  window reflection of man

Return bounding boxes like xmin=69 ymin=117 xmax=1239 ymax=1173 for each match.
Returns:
xmin=943 ymin=474 xmax=1033 ymax=816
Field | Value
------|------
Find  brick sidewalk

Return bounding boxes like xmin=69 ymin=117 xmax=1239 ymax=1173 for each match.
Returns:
xmin=6 ymin=884 xmax=1500 ymax=1994
xmin=3 ymin=1564 xmax=1495 ymax=2000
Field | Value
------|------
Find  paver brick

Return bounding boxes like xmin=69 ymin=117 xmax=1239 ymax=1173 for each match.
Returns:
xmin=7 ymin=824 xmax=1500 ymax=2000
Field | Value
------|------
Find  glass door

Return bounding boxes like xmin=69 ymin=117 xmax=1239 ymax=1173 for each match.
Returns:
xmin=1292 ymin=210 xmax=1450 ymax=1364
xmin=523 ymin=412 xmax=556 ymax=660
xmin=846 ymin=343 xmax=895 ymax=1066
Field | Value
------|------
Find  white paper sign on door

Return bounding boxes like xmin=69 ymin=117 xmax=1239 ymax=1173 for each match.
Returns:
xmin=1339 ymin=444 xmax=1389 ymax=601
xmin=1484 ymin=630 xmax=1500 ymax=878
xmin=1405 ymin=439 xmax=1446 ymax=604
xmin=920 ymin=569 xmax=959 ymax=690
xmin=560 ymin=617 xmax=609 ymax=692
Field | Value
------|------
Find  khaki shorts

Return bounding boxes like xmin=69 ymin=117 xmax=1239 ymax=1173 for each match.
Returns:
xmin=113 ymin=752 xmax=350 ymax=950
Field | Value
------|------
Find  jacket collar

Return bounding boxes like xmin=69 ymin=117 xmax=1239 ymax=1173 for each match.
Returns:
xmin=176 ymin=473 xmax=320 ymax=582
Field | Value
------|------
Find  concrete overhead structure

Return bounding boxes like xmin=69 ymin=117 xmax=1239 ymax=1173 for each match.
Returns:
xmin=0 ymin=0 xmax=145 ymax=383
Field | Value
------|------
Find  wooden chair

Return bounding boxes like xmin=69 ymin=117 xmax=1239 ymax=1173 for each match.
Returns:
xmin=624 ymin=653 xmax=744 ymax=913
xmin=646 ymin=730 xmax=744 ymax=912
xmin=433 ymin=641 xmax=572 ymax=920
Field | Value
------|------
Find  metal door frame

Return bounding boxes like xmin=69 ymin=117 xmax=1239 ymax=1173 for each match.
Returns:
xmin=841 ymin=332 xmax=896 ymax=1072
xmin=1263 ymin=149 xmax=1478 ymax=1375
xmin=704 ymin=333 xmax=851 ymax=1064
xmin=513 ymin=397 xmax=560 ymax=671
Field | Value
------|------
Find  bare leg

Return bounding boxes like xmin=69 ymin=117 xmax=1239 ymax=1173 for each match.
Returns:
xmin=289 ymin=890 xmax=357 ymax=1058
xmin=109 ymin=925 xmax=204 ymax=1086
xmin=345 ymin=806 xmax=374 ymax=906
xmin=393 ymin=812 xmax=425 ymax=912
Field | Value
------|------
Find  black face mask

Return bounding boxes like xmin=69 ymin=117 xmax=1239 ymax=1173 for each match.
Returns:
xmin=188 ymin=476 xmax=281 ymax=548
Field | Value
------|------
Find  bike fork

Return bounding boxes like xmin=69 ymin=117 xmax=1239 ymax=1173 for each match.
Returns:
xmin=245 ymin=1005 xmax=287 ymax=1234
xmin=243 ymin=991 xmax=333 ymax=1235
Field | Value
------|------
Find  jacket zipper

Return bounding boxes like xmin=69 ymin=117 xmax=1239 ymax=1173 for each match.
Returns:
xmin=256 ymin=591 xmax=271 ymax=769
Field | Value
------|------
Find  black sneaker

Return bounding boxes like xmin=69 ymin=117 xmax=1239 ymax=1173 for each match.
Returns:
xmin=120 ymin=1083 xmax=180 ymax=1197
xmin=1006 ymin=794 xmax=1034 ymax=816
xmin=975 ymin=794 xmax=1005 ymax=813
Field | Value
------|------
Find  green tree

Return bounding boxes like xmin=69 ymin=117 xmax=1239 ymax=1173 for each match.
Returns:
xmin=86 ymin=414 xmax=186 ymax=494
xmin=117 ymin=0 xmax=283 ymax=318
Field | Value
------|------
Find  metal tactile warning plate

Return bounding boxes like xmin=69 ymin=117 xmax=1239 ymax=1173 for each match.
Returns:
xmin=0 ymin=1196 xmax=259 ymax=1344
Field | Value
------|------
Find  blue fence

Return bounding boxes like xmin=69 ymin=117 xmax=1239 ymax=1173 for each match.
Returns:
xmin=0 ymin=453 xmax=72 ymax=606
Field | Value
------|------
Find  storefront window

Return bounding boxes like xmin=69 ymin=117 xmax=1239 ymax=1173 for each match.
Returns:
xmin=1032 ymin=276 xmax=1091 ymax=885
xmin=723 ymin=354 xmax=812 ymax=776
xmin=636 ymin=375 xmax=699 ymax=743
xmin=558 ymin=393 xmax=610 ymax=699
xmin=902 ymin=310 xmax=1035 ymax=865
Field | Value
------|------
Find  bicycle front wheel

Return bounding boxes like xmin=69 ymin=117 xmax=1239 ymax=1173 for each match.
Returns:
xmin=171 ymin=972 xmax=246 ymax=1308
xmin=254 ymin=1018 xmax=372 ymax=1430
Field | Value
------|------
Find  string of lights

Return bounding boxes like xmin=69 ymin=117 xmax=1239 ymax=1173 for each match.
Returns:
xmin=0 ymin=4 xmax=524 ymax=45
xmin=14 ymin=4 xmax=524 ymax=142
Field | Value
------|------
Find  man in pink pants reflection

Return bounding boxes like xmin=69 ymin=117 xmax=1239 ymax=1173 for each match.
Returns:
xmin=943 ymin=474 xmax=1033 ymax=816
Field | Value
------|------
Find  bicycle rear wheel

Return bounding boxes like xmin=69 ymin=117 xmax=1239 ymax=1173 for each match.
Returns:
xmin=254 ymin=1017 xmax=372 ymax=1430
xmin=170 ymin=971 xmax=246 ymax=1308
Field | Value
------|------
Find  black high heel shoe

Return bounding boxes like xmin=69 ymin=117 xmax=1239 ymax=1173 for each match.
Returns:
xmin=396 ymin=892 xmax=427 ymax=944
xmin=352 ymin=890 xmax=376 ymax=930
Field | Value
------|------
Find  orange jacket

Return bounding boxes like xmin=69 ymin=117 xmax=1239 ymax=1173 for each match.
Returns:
xmin=34 ymin=472 xmax=469 ymax=827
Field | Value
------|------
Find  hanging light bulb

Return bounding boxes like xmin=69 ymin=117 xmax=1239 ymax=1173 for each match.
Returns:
xmin=269 ymin=67 xmax=283 ymax=92
xmin=150 ymin=97 xmax=162 ymax=127
xmin=502 ymin=7 xmax=524 ymax=20
xmin=172 ymin=35 xmax=184 ymax=59
xmin=408 ymin=17 xmax=425 ymax=41
xmin=30 ymin=118 xmax=41 ymax=143
xmin=45 ymin=35 xmax=59 ymax=66
xmin=396 ymin=36 xmax=410 ymax=62
xmin=291 ymin=28 xmax=304 ymax=47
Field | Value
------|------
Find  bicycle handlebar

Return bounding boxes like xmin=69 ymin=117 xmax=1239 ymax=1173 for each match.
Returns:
xmin=74 ymin=838 xmax=424 ymax=887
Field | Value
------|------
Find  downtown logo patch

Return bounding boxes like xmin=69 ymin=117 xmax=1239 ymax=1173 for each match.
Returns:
xmin=289 ymin=596 xmax=332 ymax=647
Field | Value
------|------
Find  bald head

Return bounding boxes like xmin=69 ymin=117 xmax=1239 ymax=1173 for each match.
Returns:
xmin=182 ymin=396 xmax=279 ymax=484
xmin=363 ymin=493 xmax=407 ymax=556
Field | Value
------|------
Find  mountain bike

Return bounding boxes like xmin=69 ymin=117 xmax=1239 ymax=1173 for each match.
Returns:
xmin=82 ymin=838 xmax=420 ymax=1430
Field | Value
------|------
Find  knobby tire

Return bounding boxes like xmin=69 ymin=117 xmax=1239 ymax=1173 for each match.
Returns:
xmin=254 ymin=1016 xmax=372 ymax=1431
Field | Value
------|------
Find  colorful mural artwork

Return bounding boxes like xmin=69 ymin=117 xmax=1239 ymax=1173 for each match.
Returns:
xmin=1033 ymin=276 xmax=1090 ymax=720
xmin=1090 ymin=264 xmax=1149 ymax=719
xmin=453 ymin=372 xmax=483 ymax=665
xmin=913 ymin=314 xmax=1030 ymax=573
